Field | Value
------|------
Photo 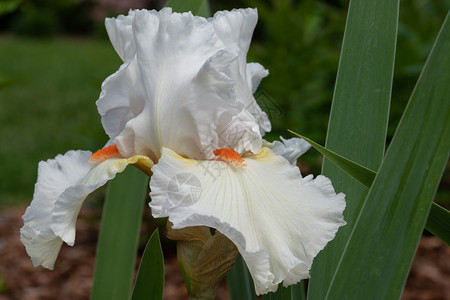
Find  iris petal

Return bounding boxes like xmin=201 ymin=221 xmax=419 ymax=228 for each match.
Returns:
xmin=265 ymin=136 xmax=311 ymax=165
xmin=150 ymin=147 xmax=345 ymax=294
xmin=20 ymin=150 xmax=153 ymax=269
xmin=98 ymin=8 xmax=268 ymax=160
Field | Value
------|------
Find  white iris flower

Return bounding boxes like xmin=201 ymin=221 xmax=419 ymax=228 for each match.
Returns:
xmin=20 ymin=8 xmax=346 ymax=295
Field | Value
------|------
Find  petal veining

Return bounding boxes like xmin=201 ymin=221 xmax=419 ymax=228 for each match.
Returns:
xmin=150 ymin=147 xmax=346 ymax=294
xmin=20 ymin=150 xmax=153 ymax=269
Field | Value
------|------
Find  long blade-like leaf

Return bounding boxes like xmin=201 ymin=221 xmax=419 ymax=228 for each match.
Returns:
xmin=131 ymin=229 xmax=165 ymax=300
xmin=426 ymin=202 xmax=450 ymax=246
xmin=292 ymin=280 xmax=306 ymax=300
xmin=308 ymin=0 xmax=399 ymax=298
xmin=262 ymin=286 xmax=292 ymax=300
xmin=324 ymin=10 xmax=450 ymax=299
xmin=261 ymin=281 xmax=306 ymax=300
xmin=226 ymin=255 xmax=256 ymax=300
xmin=165 ymin=0 xmax=210 ymax=17
xmin=91 ymin=167 xmax=149 ymax=300
xmin=288 ymin=130 xmax=376 ymax=187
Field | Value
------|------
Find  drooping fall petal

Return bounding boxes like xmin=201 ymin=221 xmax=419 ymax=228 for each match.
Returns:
xmin=149 ymin=147 xmax=345 ymax=294
xmin=20 ymin=149 xmax=153 ymax=269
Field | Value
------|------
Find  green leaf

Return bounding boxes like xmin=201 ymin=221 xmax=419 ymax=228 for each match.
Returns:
xmin=288 ymin=130 xmax=376 ymax=187
xmin=262 ymin=286 xmax=292 ymax=300
xmin=322 ymin=10 xmax=450 ymax=299
xmin=261 ymin=281 xmax=306 ymax=300
xmin=165 ymin=0 xmax=210 ymax=18
xmin=131 ymin=229 xmax=165 ymax=300
xmin=91 ymin=167 xmax=149 ymax=300
xmin=0 ymin=0 xmax=22 ymax=16
xmin=307 ymin=0 xmax=398 ymax=298
xmin=292 ymin=280 xmax=307 ymax=300
xmin=425 ymin=203 xmax=450 ymax=246
xmin=226 ymin=255 xmax=256 ymax=300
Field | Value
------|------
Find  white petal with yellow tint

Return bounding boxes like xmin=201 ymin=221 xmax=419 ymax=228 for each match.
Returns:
xmin=150 ymin=147 xmax=346 ymax=294
xmin=51 ymin=154 xmax=153 ymax=245
xmin=20 ymin=150 xmax=153 ymax=269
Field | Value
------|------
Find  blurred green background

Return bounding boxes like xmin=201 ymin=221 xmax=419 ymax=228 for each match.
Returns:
xmin=0 ymin=0 xmax=449 ymax=206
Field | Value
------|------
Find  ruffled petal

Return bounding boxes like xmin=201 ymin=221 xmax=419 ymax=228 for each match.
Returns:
xmin=211 ymin=109 xmax=263 ymax=156
xmin=211 ymin=8 xmax=271 ymax=134
xmin=96 ymin=55 xmax=145 ymax=143
xmin=264 ymin=136 xmax=311 ymax=165
xmin=98 ymin=8 xmax=269 ymax=160
xmin=20 ymin=150 xmax=153 ymax=269
xmin=51 ymin=154 xmax=153 ymax=245
xmin=150 ymin=147 xmax=346 ymax=294
xmin=212 ymin=8 xmax=256 ymax=73
xmin=105 ymin=10 xmax=136 ymax=62
xmin=193 ymin=47 xmax=262 ymax=156
xmin=20 ymin=150 xmax=91 ymax=269
xmin=97 ymin=11 xmax=143 ymax=142
xmin=246 ymin=62 xmax=269 ymax=93
xmin=212 ymin=9 xmax=268 ymax=92
xmin=183 ymin=45 xmax=262 ymax=158
xmin=202 ymin=45 xmax=270 ymax=142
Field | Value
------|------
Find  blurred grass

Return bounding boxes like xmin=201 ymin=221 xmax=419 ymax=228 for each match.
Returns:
xmin=0 ymin=36 xmax=120 ymax=205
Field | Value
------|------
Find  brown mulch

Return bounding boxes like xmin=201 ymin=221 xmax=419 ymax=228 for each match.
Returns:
xmin=0 ymin=205 xmax=448 ymax=300
xmin=401 ymin=236 xmax=450 ymax=300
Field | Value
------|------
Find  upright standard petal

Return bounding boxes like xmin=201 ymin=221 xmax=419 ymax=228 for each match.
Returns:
xmin=150 ymin=147 xmax=346 ymax=294
xmin=98 ymin=8 xmax=268 ymax=161
xmin=105 ymin=10 xmax=136 ymax=62
xmin=20 ymin=149 xmax=153 ymax=269
xmin=212 ymin=9 xmax=268 ymax=94
xmin=212 ymin=8 xmax=271 ymax=134
xmin=97 ymin=11 xmax=142 ymax=143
